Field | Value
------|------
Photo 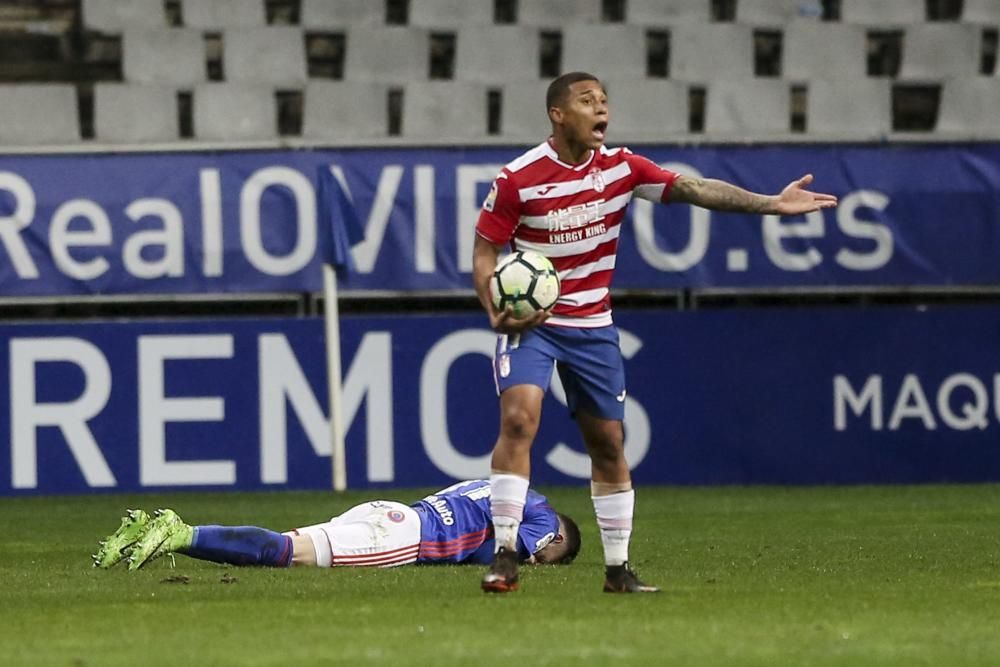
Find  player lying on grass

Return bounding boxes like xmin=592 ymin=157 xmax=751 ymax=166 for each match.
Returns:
xmin=93 ymin=479 xmax=581 ymax=574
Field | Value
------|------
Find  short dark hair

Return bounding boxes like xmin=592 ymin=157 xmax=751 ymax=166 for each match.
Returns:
xmin=546 ymin=72 xmax=602 ymax=111
xmin=553 ymin=512 xmax=582 ymax=564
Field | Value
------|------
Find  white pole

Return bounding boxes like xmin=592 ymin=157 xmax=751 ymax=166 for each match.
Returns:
xmin=323 ymin=263 xmax=348 ymax=492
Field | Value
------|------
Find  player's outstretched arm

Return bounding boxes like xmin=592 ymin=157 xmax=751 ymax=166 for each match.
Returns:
xmin=670 ymin=173 xmax=837 ymax=215
xmin=473 ymin=235 xmax=549 ymax=334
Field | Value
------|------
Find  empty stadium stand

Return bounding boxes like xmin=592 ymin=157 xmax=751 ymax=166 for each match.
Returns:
xmin=0 ymin=0 xmax=991 ymax=144
xmin=303 ymin=80 xmax=391 ymax=141
xmin=0 ymin=83 xmax=79 ymax=145
xmin=806 ymin=77 xmax=892 ymax=138
xmin=704 ymin=79 xmax=791 ymax=135
xmin=122 ymin=28 xmax=205 ymax=85
xmin=93 ymin=82 xmax=179 ymax=142
xmin=82 ymin=0 xmax=166 ymax=32
xmin=224 ymin=26 xmax=308 ymax=85
xmin=181 ymin=0 xmax=266 ymax=29
xmin=193 ymin=82 xmax=276 ymax=140
xmin=453 ymin=25 xmax=541 ymax=83
xmin=409 ymin=0 xmax=494 ymax=28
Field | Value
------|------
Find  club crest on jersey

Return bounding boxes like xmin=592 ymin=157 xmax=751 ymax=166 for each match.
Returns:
xmin=588 ymin=167 xmax=606 ymax=193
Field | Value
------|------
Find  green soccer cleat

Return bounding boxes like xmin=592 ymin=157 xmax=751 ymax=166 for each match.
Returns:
xmin=126 ymin=509 xmax=193 ymax=572
xmin=93 ymin=509 xmax=151 ymax=569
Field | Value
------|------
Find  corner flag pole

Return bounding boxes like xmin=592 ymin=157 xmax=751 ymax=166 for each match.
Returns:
xmin=319 ymin=164 xmax=363 ymax=494
xmin=323 ymin=262 xmax=348 ymax=493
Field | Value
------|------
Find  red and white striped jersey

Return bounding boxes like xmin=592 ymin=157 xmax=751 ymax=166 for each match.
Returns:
xmin=476 ymin=140 xmax=679 ymax=328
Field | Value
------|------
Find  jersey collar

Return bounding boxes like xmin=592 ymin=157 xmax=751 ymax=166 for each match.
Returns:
xmin=544 ymin=138 xmax=596 ymax=172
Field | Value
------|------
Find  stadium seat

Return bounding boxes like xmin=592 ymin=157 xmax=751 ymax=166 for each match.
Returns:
xmin=301 ymin=0 xmax=383 ymax=29
xmin=898 ymin=24 xmax=983 ymax=81
xmin=671 ymin=24 xmax=755 ymax=82
xmin=82 ymin=0 xmax=166 ymax=32
xmin=704 ymin=79 xmax=790 ymax=135
xmin=783 ymin=20 xmax=867 ymax=82
xmin=402 ymin=82 xmax=489 ymax=141
xmin=454 ymin=26 xmax=540 ymax=83
xmin=962 ymin=0 xmax=1000 ymax=23
xmin=193 ymin=83 xmax=276 ymax=141
xmin=601 ymin=79 xmax=687 ymax=142
xmin=840 ymin=0 xmax=924 ymax=25
xmin=344 ymin=27 xmax=430 ymax=83
xmin=181 ymin=0 xmax=265 ymax=29
xmin=562 ymin=25 xmax=648 ymax=82
xmin=0 ymin=84 xmax=79 ymax=146
xmin=625 ymin=0 xmax=711 ymax=25
xmin=94 ymin=83 xmax=178 ymax=143
xmin=303 ymin=81 xmax=390 ymax=141
xmin=122 ymin=28 xmax=205 ymax=85
xmin=224 ymin=27 xmax=308 ymax=86
xmin=735 ymin=0 xmax=815 ymax=26
xmin=936 ymin=78 xmax=1000 ymax=138
xmin=517 ymin=0 xmax=601 ymax=29
xmin=410 ymin=0 xmax=494 ymax=27
xmin=500 ymin=80 xmax=551 ymax=143
xmin=806 ymin=78 xmax=891 ymax=139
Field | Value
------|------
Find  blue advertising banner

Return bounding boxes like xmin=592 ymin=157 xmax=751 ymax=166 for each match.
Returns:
xmin=3 ymin=307 xmax=1000 ymax=496
xmin=0 ymin=143 xmax=998 ymax=296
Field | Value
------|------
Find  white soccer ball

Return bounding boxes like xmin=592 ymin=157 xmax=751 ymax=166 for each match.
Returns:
xmin=489 ymin=250 xmax=560 ymax=318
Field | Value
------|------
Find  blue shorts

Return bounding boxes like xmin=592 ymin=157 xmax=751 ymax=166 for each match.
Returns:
xmin=493 ymin=324 xmax=626 ymax=421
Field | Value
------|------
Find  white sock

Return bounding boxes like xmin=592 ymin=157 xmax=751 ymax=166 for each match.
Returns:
xmin=490 ymin=472 xmax=529 ymax=551
xmin=592 ymin=489 xmax=635 ymax=567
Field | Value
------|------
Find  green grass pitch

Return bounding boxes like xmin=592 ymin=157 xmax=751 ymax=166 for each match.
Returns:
xmin=2 ymin=484 xmax=1000 ymax=666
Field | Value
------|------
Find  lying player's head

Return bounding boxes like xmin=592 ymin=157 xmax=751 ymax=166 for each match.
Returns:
xmin=546 ymin=72 xmax=609 ymax=150
xmin=532 ymin=512 xmax=582 ymax=565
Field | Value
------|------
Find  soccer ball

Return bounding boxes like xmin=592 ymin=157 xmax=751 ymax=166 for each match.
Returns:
xmin=489 ymin=250 xmax=560 ymax=318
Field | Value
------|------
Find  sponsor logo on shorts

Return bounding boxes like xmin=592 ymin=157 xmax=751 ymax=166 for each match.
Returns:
xmin=616 ymin=389 xmax=627 ymax=402
xmin=387 ymin=510 xmax=406 ymax=523
xmin=499 ymin=354 xmax=511 ymax=378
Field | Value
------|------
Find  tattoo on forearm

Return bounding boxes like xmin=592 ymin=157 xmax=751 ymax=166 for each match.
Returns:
xmin=673 ymin=178 xmax=775 ymax=214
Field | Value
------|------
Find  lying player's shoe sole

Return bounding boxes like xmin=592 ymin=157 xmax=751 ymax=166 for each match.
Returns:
xmin=93 ymin=509 xmax=151 ymax=569
xmin=127 ymin=509 xmax=191 ymax=571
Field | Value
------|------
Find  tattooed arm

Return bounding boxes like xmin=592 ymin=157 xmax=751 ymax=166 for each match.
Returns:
xmin=670 ymin=173 xmax=838 ymax=215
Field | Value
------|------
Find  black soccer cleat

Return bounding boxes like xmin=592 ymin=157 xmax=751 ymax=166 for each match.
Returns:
xmin=481 ymin=547 xmax=520 ymax=593
xmin=603 ymin=562 xmax=660 ymax=593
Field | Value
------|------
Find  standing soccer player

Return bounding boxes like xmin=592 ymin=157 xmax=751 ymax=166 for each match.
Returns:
xmin=474 ymin=72 xmax=837 ymax=593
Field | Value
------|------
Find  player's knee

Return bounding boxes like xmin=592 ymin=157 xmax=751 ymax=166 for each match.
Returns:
xmin=500 ymin=403 xmax=540 ymax=442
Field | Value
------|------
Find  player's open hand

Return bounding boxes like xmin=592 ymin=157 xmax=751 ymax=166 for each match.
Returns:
xmin=490 ymin=305 xmax=549 ymax=334
xmin=775 ymin=174 xmax=838 ymax=215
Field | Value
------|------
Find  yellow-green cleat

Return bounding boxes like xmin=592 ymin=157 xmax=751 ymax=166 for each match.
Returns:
xmin=127 ymin=509 xmax=193 ymax=572
xmin=93 ymin=509 xmax=151 ymax=569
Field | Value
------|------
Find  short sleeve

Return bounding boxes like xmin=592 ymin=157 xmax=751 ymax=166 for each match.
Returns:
xmin=475 ymin=171 xmax=521 ymax=245
xmin=515 ymin=490 xmax=560 ymax=558
xmin=627 ymin=151 xmax=680 ymax=203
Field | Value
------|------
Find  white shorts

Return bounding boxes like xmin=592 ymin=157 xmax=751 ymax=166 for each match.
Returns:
xmin=289 ymin=501 xmax=421 ymax=568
